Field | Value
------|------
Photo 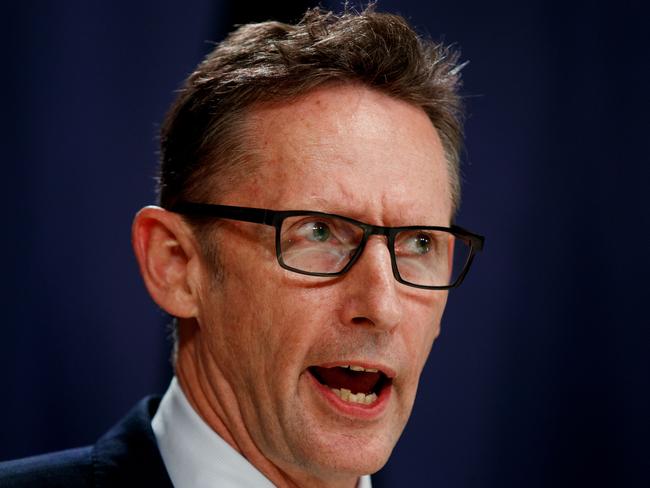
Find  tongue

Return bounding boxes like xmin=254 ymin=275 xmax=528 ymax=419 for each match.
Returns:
xmin=311 ymin=366 xmax=381 ymax=394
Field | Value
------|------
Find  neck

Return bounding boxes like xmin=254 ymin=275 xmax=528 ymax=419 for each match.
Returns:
xmin=174 ymin=319 xmax=359 ymax=488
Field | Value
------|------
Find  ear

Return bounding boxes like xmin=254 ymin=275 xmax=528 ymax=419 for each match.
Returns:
xmin=131 ymin=206 xmax=201 ymax=318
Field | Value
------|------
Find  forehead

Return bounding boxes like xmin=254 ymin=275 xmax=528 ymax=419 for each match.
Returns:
xmin=228 ymin=84 xmax=452 ymax=226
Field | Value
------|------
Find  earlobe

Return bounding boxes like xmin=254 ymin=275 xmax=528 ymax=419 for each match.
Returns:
xmin=131 ymin=206 xmax=200 ymax=318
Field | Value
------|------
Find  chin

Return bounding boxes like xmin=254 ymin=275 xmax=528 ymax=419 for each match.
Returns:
xmin=286 ymin=424 xmax=399 ymax=482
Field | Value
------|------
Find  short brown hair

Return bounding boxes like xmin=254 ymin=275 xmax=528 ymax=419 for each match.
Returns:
xmin=158 ymin=5 xmax=465 ymax=213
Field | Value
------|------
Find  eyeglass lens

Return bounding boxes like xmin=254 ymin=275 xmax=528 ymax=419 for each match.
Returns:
xmin=278 ymin=214 xmax=471 ymax=287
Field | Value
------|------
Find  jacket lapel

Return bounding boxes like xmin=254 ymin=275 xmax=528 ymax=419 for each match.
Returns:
xmin=92 ymin=396 xmax=174 ymax=487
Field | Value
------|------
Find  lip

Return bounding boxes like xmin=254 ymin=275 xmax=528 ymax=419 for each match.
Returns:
xmin=306 ymin=366 xmax=393 ymax=420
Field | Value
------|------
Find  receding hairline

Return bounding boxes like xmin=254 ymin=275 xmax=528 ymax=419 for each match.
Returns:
xmin=195 ymin=80 xmax=459 ymax=215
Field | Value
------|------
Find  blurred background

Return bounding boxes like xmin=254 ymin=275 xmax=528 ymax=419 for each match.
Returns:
xmin=2 ymin=1 xmax=649 ymax=486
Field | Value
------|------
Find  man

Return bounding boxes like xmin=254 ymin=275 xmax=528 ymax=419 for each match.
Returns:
xmin=0 ymin=6 xmax=483 ymax=487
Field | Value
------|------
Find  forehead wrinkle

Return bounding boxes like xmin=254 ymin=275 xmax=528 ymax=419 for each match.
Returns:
xmin=303 ymin=181 xmax=362 ymax=214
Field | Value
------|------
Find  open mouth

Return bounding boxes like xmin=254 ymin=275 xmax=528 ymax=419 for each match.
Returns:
xmin=308 ymin=364 xmax=392 ymax=405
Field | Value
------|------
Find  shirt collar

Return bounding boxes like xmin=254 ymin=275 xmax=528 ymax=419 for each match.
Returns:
xmin=152 ymin=377 xmax=372 ymax=488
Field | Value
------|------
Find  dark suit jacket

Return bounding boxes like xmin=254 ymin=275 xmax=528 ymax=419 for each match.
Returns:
xmin=0 ymin=397 xmax=174 ymax=487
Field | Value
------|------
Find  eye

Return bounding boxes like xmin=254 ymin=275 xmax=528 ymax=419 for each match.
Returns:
xmin=402 ymin=232 xmax=433 ymax=255
xmin=306 ymin=221 xmax=331 ymax=242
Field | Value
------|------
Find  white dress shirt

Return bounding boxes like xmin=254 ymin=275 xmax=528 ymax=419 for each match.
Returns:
xmin=152 ymin=377 xmax=372 ymax=488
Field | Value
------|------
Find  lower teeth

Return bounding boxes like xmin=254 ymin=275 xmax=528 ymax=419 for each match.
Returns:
xmin=330 ymin=387 xmax=378 ymax=405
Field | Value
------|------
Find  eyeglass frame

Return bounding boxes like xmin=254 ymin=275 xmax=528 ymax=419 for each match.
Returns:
xmin=170 ymin=201 xmax=485 ymax=290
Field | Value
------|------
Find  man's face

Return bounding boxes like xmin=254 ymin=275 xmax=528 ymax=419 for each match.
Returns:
xmin=192 ymin=84 xmax=452 ymax=482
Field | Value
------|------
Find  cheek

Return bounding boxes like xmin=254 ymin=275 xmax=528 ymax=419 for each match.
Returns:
xmin=204 ymin=268 xmax=319 ymax=388
xmin=404 ymin=293 xmax=447 ymax=372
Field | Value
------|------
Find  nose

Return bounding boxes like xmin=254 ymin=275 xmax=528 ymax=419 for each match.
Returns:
xmin=339 ymin=236 xmax=403 ymax=333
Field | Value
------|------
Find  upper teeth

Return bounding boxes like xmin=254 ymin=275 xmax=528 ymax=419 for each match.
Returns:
xmin=339 ymin=365 xmax=379 ymax=373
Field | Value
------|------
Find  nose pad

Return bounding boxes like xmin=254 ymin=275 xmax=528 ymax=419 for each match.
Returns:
xmin=340 ymin=236 xmax=403 ymax=333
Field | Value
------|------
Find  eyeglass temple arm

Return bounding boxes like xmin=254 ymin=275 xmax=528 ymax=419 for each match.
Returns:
xmin=169 ymin=202 xmax=275 ymax=226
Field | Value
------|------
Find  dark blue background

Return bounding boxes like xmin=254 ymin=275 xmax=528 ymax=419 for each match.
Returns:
xmin=3 ymin=1 xmax=649 ymax=486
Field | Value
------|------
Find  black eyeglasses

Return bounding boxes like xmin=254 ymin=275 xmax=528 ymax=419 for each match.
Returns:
xmin=170 ymin=202 xmax=484 ymax=290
